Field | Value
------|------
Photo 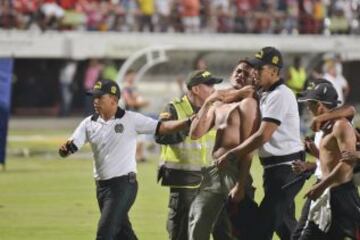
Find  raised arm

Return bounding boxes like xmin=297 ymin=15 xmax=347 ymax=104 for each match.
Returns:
xmin=155 ymin=103 xmax=188 ymax=145
xmin=189 ymin=93 xmax=218 ymax=140
xmin=157 ymin=118 xmax=192 ymax=136
xmin=190 ymin=87 xmax=255 ymax=140
xmin=311 ymin=105 xmax=356 ymax=132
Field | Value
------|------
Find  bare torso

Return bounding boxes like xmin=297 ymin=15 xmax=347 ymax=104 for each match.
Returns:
xmin=319 ymin=119 xmax=355 ymax=185
xmin=212 ymin=99 xmax=259 ymax=161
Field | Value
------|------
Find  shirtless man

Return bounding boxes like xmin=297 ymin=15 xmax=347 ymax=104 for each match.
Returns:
xmin=188 ymin=60 xmax=259 ymax=240
xmin=298 ymin=82 xmax=360 ymax=240
xmin=291 ymin=80 xmax=357 ymax=240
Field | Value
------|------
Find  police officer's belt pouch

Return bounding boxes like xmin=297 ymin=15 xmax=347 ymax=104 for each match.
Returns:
xmin=157 ymin=165 xmax=202 ymax=187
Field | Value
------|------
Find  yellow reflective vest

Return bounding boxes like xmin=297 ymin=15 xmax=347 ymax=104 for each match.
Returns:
xmin=160 ymin=95 xmax=216 ymax=188
xmin=287 ymin=67 xmax=306 ymax=94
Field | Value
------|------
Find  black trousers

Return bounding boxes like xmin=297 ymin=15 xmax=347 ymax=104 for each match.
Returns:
xmin=299 ymin=181 xmax=360 ymax=240
xmin=95 ymin=174 xmax=138 ymax=240
xmin=257 ymin=165 xmax=305 ymax=240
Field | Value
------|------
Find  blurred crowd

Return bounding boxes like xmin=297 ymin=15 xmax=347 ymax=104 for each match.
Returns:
xmin=1 ymin=0 xmax=360 ymax=34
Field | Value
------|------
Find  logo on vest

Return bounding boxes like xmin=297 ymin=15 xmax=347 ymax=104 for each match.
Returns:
xmin=114 ymin=123 xmax=124 ymax=133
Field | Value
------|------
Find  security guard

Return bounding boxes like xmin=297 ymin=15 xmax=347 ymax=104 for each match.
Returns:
xmin=155 ymin=70 xmax=223 ymax=240
xmin=59 ymin=79 xmax=192 ymax=240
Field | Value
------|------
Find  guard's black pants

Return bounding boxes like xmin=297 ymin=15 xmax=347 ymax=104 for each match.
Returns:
xmin=96 ymin=174 xmax=138 ymax=240
xmin=256 ymin=165 xmax=305 ymax=240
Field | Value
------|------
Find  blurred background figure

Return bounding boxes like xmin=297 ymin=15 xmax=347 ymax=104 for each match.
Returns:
xmin=193 ymin=55 xmax=208 ymax=71
xmin=285 ymin=56 xmax=307 ymax=95
xmin=285 ymin=56 xmax=307 ymax=136
xmin=39 ymin=0 xmax=65 ymax=30
xmin=122 ymin=69 xmax=149 ymax=111
xmin=101 ymin=59 xmax=118 ymax=82
xmin=155 ymin=0 xmax=171 ymax=32
xmin=176 ymin=76 xmax=187 ymax=97
xmin=138 ymin=0 xmax=155 ymax=32
xmin=59 ymin=60 xmax=78 ymax=117
xmin=323 ymin=59 xmax=349 ymax=105
xmin=181 ymin=0 xmax=200 ymax=33
xmin=122 ymin=69 xmax=150 ymax=162
xmin=83 ymin=59 xmax=103 ymax=116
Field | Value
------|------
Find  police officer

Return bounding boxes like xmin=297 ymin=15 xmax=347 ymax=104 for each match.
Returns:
xmin=285 ymin=56 xmax=307 ymax=95
xmin=59 ymin=79 xmax=192 ymax=240
xmin=155 ymin=70 xmax=224 ymax=240
xmin=217 ymin=47 xmax=305 ymax=240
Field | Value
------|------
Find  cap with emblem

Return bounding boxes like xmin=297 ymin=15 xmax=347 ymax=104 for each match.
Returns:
xmin=86 ymin=79 xmax=121 ymax=99
xmin=247 ymin=46 xmax=283 ymax=69
xmin=298 ymin=82 xmax=341 ymax=106
xmin=186 ymin=70 xmax=223 ymax=89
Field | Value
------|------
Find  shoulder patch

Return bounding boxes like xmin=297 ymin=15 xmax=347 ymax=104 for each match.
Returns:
xmin=159 ymin=112 xmax=172 ymax=120
xmin=172 ymin=97 xmax=181 ymax=103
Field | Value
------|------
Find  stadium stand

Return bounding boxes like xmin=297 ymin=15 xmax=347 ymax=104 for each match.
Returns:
xmin=1 ymin=0 xmax=359 ymax=35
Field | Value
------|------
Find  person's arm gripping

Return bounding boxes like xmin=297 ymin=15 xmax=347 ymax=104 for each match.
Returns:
xmin=311 ymin=105 xmax=356 ymax=132
xmin=155 ymin=103 xmax=187 ymax=145
xmin=189 ymin=92 xmax=219 ymax=140
xmin=216 ymin=90 xmax=287 ymax=167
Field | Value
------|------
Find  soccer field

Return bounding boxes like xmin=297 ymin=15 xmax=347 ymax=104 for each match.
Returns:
xmin=0 ymin=128 xmax=315 ymax=240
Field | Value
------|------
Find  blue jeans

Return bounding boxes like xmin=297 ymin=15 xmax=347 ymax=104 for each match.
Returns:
xmin=95 ymin=173 xmax=138 ymax=240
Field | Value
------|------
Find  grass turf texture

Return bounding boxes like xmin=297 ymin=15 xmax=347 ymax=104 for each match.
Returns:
xmin=1 ymin=130 xmax=315 ymax=240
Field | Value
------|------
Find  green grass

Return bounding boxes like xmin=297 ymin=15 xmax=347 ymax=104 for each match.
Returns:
xmin=1 ymin=131 xmax=316 ymax=240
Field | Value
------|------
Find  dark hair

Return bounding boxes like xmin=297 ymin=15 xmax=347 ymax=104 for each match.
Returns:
xmin=237 ymin=59 xmax=250 ymax=65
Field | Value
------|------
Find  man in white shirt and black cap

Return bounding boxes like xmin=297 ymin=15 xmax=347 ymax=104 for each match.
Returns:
xmin=216 ymin=47 xmax=305 ymax=240
xmin=59 ymin=79 xmax=193 ymax=240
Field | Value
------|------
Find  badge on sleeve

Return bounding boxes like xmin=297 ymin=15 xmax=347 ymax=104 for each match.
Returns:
xmin=160 ymin=112 xmax=171 ymax=120
xmin=114 ymin=123 xmax=124 ymax=133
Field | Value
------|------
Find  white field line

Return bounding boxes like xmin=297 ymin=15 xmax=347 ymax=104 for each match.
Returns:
xmin=8 ymin=135 xmax=68 ymax=142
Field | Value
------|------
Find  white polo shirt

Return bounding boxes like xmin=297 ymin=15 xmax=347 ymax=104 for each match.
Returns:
xmin=70 ymin=108 xmax=159 ymax=180
xmin=259 ymin=79 xmax=304 ymax=158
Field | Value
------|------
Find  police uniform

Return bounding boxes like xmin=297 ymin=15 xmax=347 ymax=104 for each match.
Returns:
xmin=248 ymin=47 xmax=305 ymax=240
xmin=287 ymin=66 xmax=306 ymax=95
xmin=155 ymin=70 xmax=224 ymax=240
xmin=66 ymin=80 xmax=160 ymax=240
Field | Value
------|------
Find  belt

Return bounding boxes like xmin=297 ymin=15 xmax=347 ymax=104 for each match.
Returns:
xmin=260 ymin=151 xmax=305 ymax=168
xmin=96 ymin=172 xmax=136 ymax=187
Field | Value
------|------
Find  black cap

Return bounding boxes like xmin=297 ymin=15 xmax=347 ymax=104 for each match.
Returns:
xmin=298 ymin=82 xmax=341 ymax=106
xmin=86 ymin=79 xmax=121 ymax=98
xmin=186 ymin=70 xmax=223 ymax=89
xmin=247 ymin=46 xmax=283 ymax=69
